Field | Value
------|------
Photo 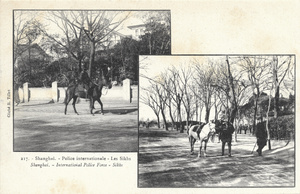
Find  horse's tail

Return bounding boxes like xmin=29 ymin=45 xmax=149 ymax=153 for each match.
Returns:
xmin=187 ymin=125 xmax=191 ymax=135
xmin=187 ymin=125 xmax=195 ymax=136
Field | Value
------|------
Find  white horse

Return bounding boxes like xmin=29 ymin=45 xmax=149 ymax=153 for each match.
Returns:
xmin=188 ymin=122 xmax=216 ymax=157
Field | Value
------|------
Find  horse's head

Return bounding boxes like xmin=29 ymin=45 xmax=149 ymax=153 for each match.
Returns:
xmin=209 ymin=123 xmax=217 ymax=134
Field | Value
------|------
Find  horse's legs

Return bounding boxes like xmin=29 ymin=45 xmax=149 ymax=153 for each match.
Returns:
xmin=96 ymin=98 xmax=103 ymax=115
xmin=189 ymin=137 xmax=196 ymax=154
xmin=90 ymin=98 xmax=95 ymax=116
xmin=72 ymin=97 xmax=79 ymax=115
xmin=189 ymin=136 xmax=193 ymax=153
xmin=64 ymin=97 xmax=72 ymax=115
xmin=203 ymin=140 xmax=208 ymax=157
xmin=198 ymin=140 xmax=203 ymax=157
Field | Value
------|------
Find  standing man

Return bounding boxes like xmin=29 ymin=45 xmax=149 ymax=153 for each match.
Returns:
xmin=256 ymin=121 xmax=268 ymax=156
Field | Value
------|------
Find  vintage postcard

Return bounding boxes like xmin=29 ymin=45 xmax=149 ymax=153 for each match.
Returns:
xmin=0 ymin=1 xmax=299 ymax=194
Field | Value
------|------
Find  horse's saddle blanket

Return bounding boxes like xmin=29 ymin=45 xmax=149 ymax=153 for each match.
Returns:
xmin=191 ymin=123 xmax=206 ymax=138
xmin=76 ymin=84 xmax=86 ymax=92
xmin=74 ymin=84 xmax=87 ymax=97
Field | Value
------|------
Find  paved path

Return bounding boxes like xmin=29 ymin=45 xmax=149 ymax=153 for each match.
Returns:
xmin=14 ymin=100 xmax=138 ymax=152
xmin=139 ymin=128 xmax=294 ymax=187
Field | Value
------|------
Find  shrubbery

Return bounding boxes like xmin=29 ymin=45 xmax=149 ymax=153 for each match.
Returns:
xmin=269 ymin=115 xmax=294 ymax=140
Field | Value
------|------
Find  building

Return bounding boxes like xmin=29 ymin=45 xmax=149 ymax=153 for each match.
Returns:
xmin=127 ymin=24 xmax=146 ymax=40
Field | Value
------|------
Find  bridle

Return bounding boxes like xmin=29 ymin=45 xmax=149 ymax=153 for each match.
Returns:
xmin=207 ymin=123 xmax=216 ymax=135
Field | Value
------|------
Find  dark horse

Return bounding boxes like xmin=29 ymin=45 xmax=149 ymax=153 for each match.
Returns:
xmin=213 ymin=120 xmax=235 ymax=157
xmin=64 ymin=69 xmax=112 ymax=115
xmin=187 ymin=122 xmax=216 ymax=157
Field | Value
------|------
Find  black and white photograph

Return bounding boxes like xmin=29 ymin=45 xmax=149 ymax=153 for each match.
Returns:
xmin=1 ymin=1 xmax=300 ymax=193
xmin=13 ymin=10 xmax=171 ymax=152
xmin=139 ymin=55 xmax=295 ymax=187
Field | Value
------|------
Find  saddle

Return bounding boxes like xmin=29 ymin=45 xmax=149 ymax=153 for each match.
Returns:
xmin=74 ymin=84 xmax=88 ymax=98
xmin=190 ymin=123 xmax=206 ymax=139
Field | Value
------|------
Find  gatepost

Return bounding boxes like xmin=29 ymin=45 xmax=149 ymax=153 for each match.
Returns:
xmin=52 ymin=81 xmax=58 ymax=102
xmin=23 ymin=82 xmax=29 ymax=102
xmin=123 ymin=78 xmax=132 ymax=103
xmin=18 ymin=87 xmax=24 ymax=103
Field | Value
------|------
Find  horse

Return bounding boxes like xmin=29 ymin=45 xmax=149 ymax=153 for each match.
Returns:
xmin=213 ymin=120 xmax=235 ymax=157
xmin=187 ymin=122 xmax=216 ymax=157
xmin=64 ymin=67 xmax=112 ymax=115
xmin=89 ymin=77 xmax=112 ymax=115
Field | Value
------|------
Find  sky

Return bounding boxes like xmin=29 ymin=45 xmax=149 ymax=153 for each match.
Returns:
xmin=14 ymin=10 xmax=146 ymax=49
xmin=138 ymin=55 xmax=295 ymax=122
xmin=139 ymin=55 xmax=225 ymax=122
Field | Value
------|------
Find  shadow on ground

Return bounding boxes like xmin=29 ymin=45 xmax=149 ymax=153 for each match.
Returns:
xmin=93 ymin=108 xmax=138 ymax=115
xmin=14 ymin=101 xmax=138 ymax=152
xmin=138 ymin=128 xmax=294 ymax=187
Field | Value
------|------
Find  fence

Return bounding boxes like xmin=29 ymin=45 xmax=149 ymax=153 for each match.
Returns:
xmin=16 ymin=79 xmax=137 ymax=103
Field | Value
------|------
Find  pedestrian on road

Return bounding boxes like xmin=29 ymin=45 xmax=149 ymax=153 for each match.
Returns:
xmin=256 ymin=120 xmax=267 ymax=156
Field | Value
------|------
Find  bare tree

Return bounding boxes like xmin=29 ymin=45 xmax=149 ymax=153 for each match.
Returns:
xmin=270 ymin=55 xmax=294 ymax=140
xmin=239 ymin=56 xmax=270 ymax=134
xmin=141 ymin=73 xmax=169 ymax=130
xmin=271 ymin=56 xmax=293 ymax=118
xmin=14 ymin=11 xmax=42 ymax=64
xmin=159 ymin=70 xmax=177 ymax=130
xmin=177 ymin=65 xmax=194 ymax=132
xmin=168 ymin=67 xmax=184 ymax=131
xmin=193 ymin=59 xmax=215 ymax=123
xmin=78 ymin=11 xmax=130 ymax=76
xmin=42 ymin=11 xmax=130 ymax=76
xmin=40 ymin=11 xmax=88 ymax=72
xmin=140 ymin=86 xmax=161 ymax=128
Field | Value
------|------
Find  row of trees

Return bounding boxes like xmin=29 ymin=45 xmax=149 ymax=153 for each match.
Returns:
xmin=141 ymin=56 xmax=294 ymax=144
xmin=14 ymin=11 xmax=171 ymax=87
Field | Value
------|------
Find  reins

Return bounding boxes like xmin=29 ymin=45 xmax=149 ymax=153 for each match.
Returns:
xmin=102 ymin=87 xmax=109 ymax=95
xmin=92 ymin=80 xmax=110 ymax=96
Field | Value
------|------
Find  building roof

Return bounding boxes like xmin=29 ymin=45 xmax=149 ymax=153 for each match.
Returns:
xmin=127 ymin=24 xmax=146 ymax=29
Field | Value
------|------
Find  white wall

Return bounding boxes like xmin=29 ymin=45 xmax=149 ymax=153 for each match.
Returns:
xmin=18 ymin=83 xmax=137 ymax=103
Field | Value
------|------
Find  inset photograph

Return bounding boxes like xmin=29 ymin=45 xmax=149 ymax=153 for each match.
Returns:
xmin=139 ymin=55 xmax=295 ymax=187
xmin=13 ymin=10 xmax=170 ymax=152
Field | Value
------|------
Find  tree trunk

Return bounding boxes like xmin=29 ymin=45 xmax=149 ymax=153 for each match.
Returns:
xmin=186 ymin=111 xmax=190 ymax=131
xmin=205 ymin=106 xmax=210 ymax=123
xmin=195 ymin=97 xmax=199 ymax=122
xmin=252 ymin=94 xmax=258 ymax=135
xmin=89 ymin=41 xmax=95 ymax=77
xmin=155 ymin=113 xmax=160 ymax=129
xmin=161 ymin=109 xmax=168 ymax=131
xmin=272 ymin=56 xmax=279 ymax=139
xmin=168 ymin=98 xmax=175 ymax=130
xmin=266 ymin=88 xmax=272 ymax=150
xmin=176 ymin=93 xmax=183 ymax=131
xmin=78 ymin=58 xmax=82 ymax=72
xmin=199 ymin=106 xmax=203 ymax=123
xmin=28 ymin=40 xmax=32 ymax=78
xmin=226 ymin=56 xmax=238 ymax=124
xmin=214 ymin=96 xmax=218 ymax=121
xmin=149 ymin=36 xmax=152 ymax=55
xmin=274 ymin=86 xmax=279 ymax=119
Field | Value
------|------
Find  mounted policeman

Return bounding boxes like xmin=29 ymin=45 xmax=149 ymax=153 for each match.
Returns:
xmin=78 ymin=65 xmax=94 ymax=98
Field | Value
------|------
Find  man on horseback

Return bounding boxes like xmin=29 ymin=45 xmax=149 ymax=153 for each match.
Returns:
xmin=79 ymin=66 xmax=92 ymax=98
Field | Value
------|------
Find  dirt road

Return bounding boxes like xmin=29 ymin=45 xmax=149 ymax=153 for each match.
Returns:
xmin=139 ymin=128 xmax=294 ymax=187
xmin=14 ymin=99 xmax=138 ymax=152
